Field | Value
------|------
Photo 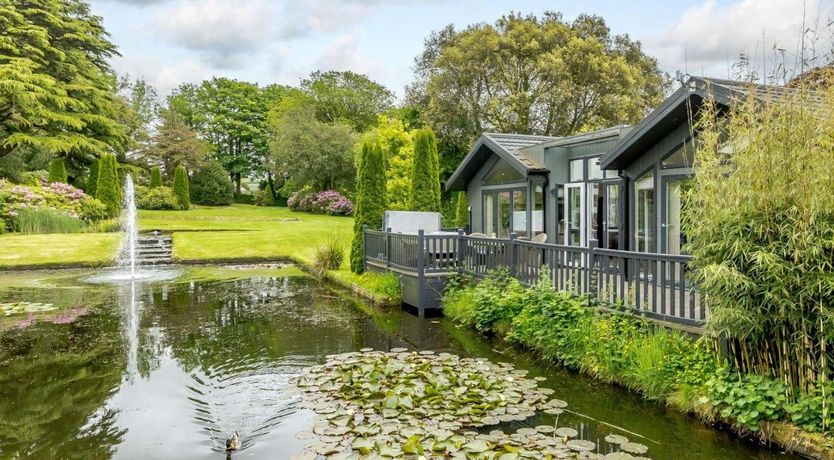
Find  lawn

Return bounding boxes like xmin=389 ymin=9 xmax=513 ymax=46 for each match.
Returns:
xmin=0 ymin=205 xmax=394 ymax=302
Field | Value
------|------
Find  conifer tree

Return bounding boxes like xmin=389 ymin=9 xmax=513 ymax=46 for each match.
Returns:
xmin=350 ymin=141 xmax=387 ymax=273
xmin=86 ymin=159 xmax=100 ymax=196
xmin=409 ymin=129 xmax=441 ymax=212
xmin=96 ymin=153 xmax=122 ymax=217
xmin=454 ymin=191 xmax=469 ymax=228
xmin=173 ymin=165 xmax=191 ymax=210
xmin=47 ymin=158 xmax=68 ymax=183
xmin=149 ymin=167 xmax=162 ymax=188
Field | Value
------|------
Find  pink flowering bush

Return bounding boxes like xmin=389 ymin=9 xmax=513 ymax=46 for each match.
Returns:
xmin=287 ymin=189 xmax=353 ymax=216
xmin=0 ymin=179 xmax=108 ymax=230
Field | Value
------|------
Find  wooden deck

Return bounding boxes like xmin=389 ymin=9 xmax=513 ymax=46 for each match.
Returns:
xmin=364 ymin=228 xmax=706 ymax=329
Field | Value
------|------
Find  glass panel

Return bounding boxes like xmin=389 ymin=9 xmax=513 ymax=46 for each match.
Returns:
xmin=498 ymin=191 xmax=511 ymax=238
xmin=635 ymin=171 xmax=655 ymax=252
xmin=533 ymin=185 xmax=544 ymax=235
xmin=569 ymin=159 xmax=584 ymax=182
xmin=566 ymin=186 xmax=583 ymax=246
xmin=604 ymin=168 xmax=619 ymax=179
xmin=512 ymin=189 xmax=527 ymax=237
xmin=484 ymin=193 xmax=495 ymax=237
xmin=483 ymin=160 xmax=524 ymax=185
xmin=606 ymin=183 xmax=620 ymax=250
xmin=665 ymin=179 xmax=691 ymax=255
xmin=588 ymin=157 xmax=603 ymax=180
xmin=556 ymin=186 xmax=564 ymax=243
xmin=662 ymin=142 xmax=695 ymax=169
xmin=589 ymin=183 xmax=601 ymax=244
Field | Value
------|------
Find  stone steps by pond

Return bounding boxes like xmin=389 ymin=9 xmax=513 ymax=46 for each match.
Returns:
xmin=136 ymin=233 xmax=173 ymax=265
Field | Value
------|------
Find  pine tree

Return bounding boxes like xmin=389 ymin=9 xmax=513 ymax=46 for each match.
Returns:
xmin=47 ymin=158 xmax=68 ymax=183
xmin=149 ymin=167 xmax=163 ymax=188
xmin=409 ymin=129 xmax=441 ymax=212
xmin=454 ymin=191 xmax=469 ymax=228
xmin=96 ymin=153 xmax=122 ymax=217
xmin=350 ymin=141 xmax=387 ymax=274
xmin=173 ymin=165 xmax=191 ymax=210
xmin=86 ymin=159 xmax=100 ymax=196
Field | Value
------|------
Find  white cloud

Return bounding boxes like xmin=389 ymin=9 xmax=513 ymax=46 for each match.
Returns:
xmin=111 ymin=55 xmax=213 ymax=94
xmin=646 ymin=0 xmax=829 ymax=77
xmin=314 ymin=32 xmax=381 ymax=77
xmin=154 ymin=0 xmax=277 ymax=68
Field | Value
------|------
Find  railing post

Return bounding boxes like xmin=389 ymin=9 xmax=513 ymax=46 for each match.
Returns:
xmin=417 ymin=229 xmax=426 ymax=318
xmin=456 ymin=228 xmax=466 ymax=273
xmin=385 ymin=227 xmax=392 ymax=269
xmin=509 ymin=233 xmax=518 ymax=279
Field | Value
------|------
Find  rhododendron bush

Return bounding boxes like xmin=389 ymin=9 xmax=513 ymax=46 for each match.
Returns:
xmin=287 ymin=189 xmax=353 ymax=216
xmin=0 ymin=179 xmax=108 ymax=230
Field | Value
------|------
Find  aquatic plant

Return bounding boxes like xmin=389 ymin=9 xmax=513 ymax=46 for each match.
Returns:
xmin=291 ymin=349 xmax=650 ymax=459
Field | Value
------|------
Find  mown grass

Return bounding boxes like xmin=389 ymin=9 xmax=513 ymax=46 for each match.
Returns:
xmin=0 ymin=205 xmax=394 ymax=302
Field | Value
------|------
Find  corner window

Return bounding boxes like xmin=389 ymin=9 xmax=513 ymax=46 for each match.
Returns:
xmin=569 ymin=159 xmax=584 ymax=182
xmin=588 ymin=157 xmax=604 ymax=180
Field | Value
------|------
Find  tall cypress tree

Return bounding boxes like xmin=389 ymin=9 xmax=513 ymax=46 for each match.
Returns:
xmin=96 ymin=153 xmax=122 ymax=217
xmin=350 ymin=141 xmax=387 ymax=274
xmin=409 ymin=129 xmax=441 ymax=212
xmin=454 ymin=191 xmax=469 ymax=228
xmin=86 ymin=159 xmax=100 ymax=196
xmin=47 ymin=158 xmax=68 ymax=183
xmin=149 ymin=167 xmax=163 ymax=188
xmin=173 ymin=165 xmax=191 ymax=210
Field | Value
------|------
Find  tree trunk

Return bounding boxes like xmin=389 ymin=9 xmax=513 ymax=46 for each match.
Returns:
xmin=235 ymin=172 xmax=241 ymax=195
xmin=266 ymin=172 xmax=279 ymax=200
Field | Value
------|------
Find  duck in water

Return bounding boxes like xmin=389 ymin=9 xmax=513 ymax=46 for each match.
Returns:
xmin=225 ymin=432 xmax=240 ymax=452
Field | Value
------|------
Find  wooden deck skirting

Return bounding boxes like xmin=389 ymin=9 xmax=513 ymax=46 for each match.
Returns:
xmin=364 ymin=227 xmax=707 ymax=329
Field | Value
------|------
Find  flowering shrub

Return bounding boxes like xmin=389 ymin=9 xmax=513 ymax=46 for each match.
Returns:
xmin=287 ymin=189 xmax=353 ymax=216
xmin=0 ymin=179 xmax=107 ymax=230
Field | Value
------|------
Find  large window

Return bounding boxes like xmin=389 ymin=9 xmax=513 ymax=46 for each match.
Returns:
xmin=569 ymin=159 xmax=584 ymax=182
xmin=483 ymin=161 xmax=524 ymax=185
xmin=635 ymin=171 xmax=654 ymax=252
xmin=664 ymin=178 xmax=691 ymax=254
xmin=662 ymin=141 xmax=695 ymax=169
xmin=511 ymin=190 xmax=527 ymax=237
xmin=497 ymin=191 xmax=511 ymax=238
xmin=484 ymin=193 xmax=495 ymax=236
xmin=605 ymin=183 xmax=620 ymax=250
xmin=533 ymin=185 xmax=544 ymax=235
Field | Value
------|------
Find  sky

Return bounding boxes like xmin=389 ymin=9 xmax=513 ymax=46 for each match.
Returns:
xmin=89 ymin=0 xmax=833 ymax=97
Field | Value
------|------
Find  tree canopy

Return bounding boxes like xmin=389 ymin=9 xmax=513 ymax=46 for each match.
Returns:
xmin=302 ymin=70 xmax=395 ymax=132
xmin=138 ymin=108 xmax=207 ymax=178
xmin=268 ymin=105 xmax=356 ymax=192
xmin=408 ymin=12 xmax=670 ymax=170
xmin=0 ymin=0 xmax=127 ymax=163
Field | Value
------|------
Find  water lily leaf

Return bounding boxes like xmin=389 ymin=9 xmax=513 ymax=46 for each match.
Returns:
xmin=554 ymin=427 xmax=578 ymax=438
xmin=462 ymin=439 xmax=490 ymax=453
xmin=620 ymin=442 xmax=649 ymax=454
xmin=566 ymin=439 xmax=596 ymax=452
xmin=605 ymin=434 xmax=630 ymax=445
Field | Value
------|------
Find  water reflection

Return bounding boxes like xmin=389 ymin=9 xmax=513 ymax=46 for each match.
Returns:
xmin=0 ymin=271 xmax=799 ymax=459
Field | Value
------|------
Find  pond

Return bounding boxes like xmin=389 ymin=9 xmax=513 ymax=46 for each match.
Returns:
xmin=0 ymin=265 xmax=795 ymax=459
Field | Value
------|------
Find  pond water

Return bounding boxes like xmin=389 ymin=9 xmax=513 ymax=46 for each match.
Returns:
xmin=0 ymin=266 xmax=795 ymax=459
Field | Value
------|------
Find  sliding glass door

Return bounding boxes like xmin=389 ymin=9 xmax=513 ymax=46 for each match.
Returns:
xmin=662 ymin=176 xmax=691 ymax=255
xmin=635 ymin=171 xmax=654 ymax=253
xmin=564 ymin=183 xmax=585 ymax=246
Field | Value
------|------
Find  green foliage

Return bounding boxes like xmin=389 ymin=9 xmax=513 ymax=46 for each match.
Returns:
xmin=173 ymin=165 xmax=190 ymax=210
xmin=358 ymin=272 xmax=402 ymax=303
xmin=359 ymin=116 xmax=414 ymax=210
xmin=95 ymin=154 xmax=121 ymax=217
xmin=11 ymin=208 xmax=85 ymax=234
xmin=135 ymin=185 xmax=179 ymax=210
xmin=705 ymin=371 xmax=789 ymax=431
xmin=0 ymin=0 xmax=127 ymax=162
xmin=85 ymin=159 xmax=99 ymax=196
xmin=149 ymin=167 xmax=162 ymax=188
xmin=268 ymin=105 xmax=357 ymax=191
xmin=410 ymin=13 xmax=668 ymax=160
xmin=786 ymin=383 xmax=834 ymax=433
xmin=301 ymin=70 xmax=394 ymax=132
xmin=190 ymin=161 xmax=234 ymax=205
xmin=454 ymin=191 xmax=469 ymax=228
xmin=47 ymin=158 xmax=67 ymax=184
xmin=138 ymin=108 xmax=207 ymax=176
xmin=313 ymin=235 xmax=346 ymax=278
xmin=470 ymin=268 xmax=525 ymax=334
xmin=409 ymin=129 xmax=441 ymax=212
xmin=685 ymin=87 xmax=834 ymax=393
xmin=350 ymin=141 xmax=387 ymax=273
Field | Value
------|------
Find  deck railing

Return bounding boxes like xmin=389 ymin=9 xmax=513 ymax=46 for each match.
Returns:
xmin=364 ymin=227 xmax=706 ymax=327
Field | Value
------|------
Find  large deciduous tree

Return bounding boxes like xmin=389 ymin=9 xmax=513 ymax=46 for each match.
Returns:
xmin=301 ymin=70 xmax=394 ymax=132
xmin=0 ymin=0 xmax=127 ymax=163
xmin=268 ymin=105 xmax=356 ymax=192
xmin=408 ymin=12 xmax=669 ymax=174
xmin=138 ymin=108 xmax=207 ymax=178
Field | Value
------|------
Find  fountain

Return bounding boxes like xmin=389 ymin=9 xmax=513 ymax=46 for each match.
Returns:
xmin=86 ymin=174 xmax=180 ymax=284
